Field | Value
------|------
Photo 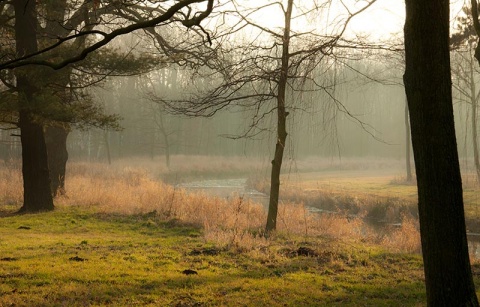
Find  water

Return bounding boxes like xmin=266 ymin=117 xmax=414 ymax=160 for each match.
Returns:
xmin=177 ymin=178 xmax=269 ymax=205
xmin=179 ymin=178 xmax=480 ymax=258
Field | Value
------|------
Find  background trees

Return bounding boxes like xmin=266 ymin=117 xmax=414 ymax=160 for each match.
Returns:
xmin=0 ymin=0 xmax=214 ymax=212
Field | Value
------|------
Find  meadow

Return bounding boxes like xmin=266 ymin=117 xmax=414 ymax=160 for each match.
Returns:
xmin=0 ymin=156 xmax=479 ymax=306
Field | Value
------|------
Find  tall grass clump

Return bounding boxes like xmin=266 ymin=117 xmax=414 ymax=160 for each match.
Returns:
xmin=380 ymin=215 xmax=421 ymax=253
xmin=0 ymin=160 xmax=23 ymax=210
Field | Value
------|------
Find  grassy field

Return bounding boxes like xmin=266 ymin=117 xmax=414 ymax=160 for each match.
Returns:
xmin=0 ymin=206 xmax=428 ymax=306
xmin=1 ymin=156 xmax=480 ymax=306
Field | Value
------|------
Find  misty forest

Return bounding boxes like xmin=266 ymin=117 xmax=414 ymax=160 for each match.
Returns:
xmin=2 ymin=0 xmax=480 ymax=305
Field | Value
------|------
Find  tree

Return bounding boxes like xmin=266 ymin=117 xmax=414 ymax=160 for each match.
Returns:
xmin=1 ymin=0 xmax=214 ymax=212
xmin=156 ymin=0 xmax=375 ymax=233
xmin=13 ymin=0 xmax=54 ymax=212
xmin=403 ymin=0 xmax=479 ymax=305
xmin=451 ymin=42 xmax=480 ymax=183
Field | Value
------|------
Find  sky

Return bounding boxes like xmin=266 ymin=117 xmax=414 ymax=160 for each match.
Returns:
xmin=244 ymin=0 xmax=469 ymax=42
xmin=348 ymin=0 xmax=404 ymax=40
xmin=233 ymin=0 xmax=406 ymax=42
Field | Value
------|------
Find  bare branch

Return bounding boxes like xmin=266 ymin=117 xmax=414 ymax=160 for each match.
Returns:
xmin=0 ymin=0 xmax=214 ymax=70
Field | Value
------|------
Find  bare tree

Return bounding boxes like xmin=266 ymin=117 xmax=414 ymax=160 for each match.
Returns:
xmin=451 ymin=5 xmax=480 ymax=183
xmin=156 ymin=0 xmax=376 ymax=233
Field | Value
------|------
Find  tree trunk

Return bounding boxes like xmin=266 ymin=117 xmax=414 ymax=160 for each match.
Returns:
xmin=18 ymin=111 xmax=54 ymax=212
xmin=14 ymin=0 xmax=54 ymax=212
xmin=404 ymin=99 xmax=412 ymax=182
xmin=472 ymin=43 xmax=480 ymax=183
xmin=45 ymin=125 xmax=69 ymax=196
xmin=104 ymin=130 xmax=111 ymax=165
xmin=473 ymin=95 xmax=480 ymax=183
xmin=158 ymin=112 xmax=171 ymax=169
xmin=265 ymin=0 xmax=293 ymax=233
xmin=403 ymin=0 xmax=478 ymax=305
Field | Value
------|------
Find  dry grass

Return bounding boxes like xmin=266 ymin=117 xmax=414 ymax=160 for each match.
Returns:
xmin=0 ymin=159 xmax=421 ymax=254
xmin=0 ymin=160 xmax=23 ymax=207
xmin=380 ymin=215 xmax=422 ymax=253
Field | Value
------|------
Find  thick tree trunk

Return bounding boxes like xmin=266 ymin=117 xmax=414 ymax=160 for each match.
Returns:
xmin=14 ymin=0 xmax=54 ymax=212
xmin=404 ymin=0 xmax=478 ymax=305
xmin=18 ymin=112 xmax=54 ymax=212
xmin=45 ymin=125 xmax=69 ymax=196
xmin=404 ymin=100 xmax=412 ymax=182
xmin=265 ymin=0 xmax=293 ymax=233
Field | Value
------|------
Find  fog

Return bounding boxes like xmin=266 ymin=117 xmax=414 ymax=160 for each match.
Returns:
xmin=0 ymin=57 xmax=478 ymax=173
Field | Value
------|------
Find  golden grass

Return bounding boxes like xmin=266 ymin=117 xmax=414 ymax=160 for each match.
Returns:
xmin=380 ymin=215 xmax=422 ymax=253
xmin=0 ymin=158 xmax=421 ymax=254
xmin=0 ymin=160 xmax=23 ymax=207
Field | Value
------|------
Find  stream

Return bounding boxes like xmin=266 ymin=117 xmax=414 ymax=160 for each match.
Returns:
xmin=178 ymin=178 xmax=269 ymax=206
xmin=178 ymin=178 xmax=480 ymax=258
xmin=177 ymin=178 xmax=336 ymax=213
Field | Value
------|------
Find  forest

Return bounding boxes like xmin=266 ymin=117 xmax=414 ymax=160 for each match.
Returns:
xmin=1 ymin=0 xmax=480 ymax=305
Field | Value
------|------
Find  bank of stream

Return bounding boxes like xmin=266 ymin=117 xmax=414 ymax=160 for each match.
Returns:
xmin=178 ymin=177 xmax=480 ymax=258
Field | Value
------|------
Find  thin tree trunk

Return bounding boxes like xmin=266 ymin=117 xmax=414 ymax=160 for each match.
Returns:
xmin=45 ymin=125 xmax=69 ymax=196
xmin=265 ymin=0 xmax=293 ymax=233
xmin=470 ymin=44 xmax=480 ymax=183
xmin=404 ymin=99 xmax=412 ymax=182
xmin=14 ymin=0 xmax=54 ymax=212
xmin=158 ymin=112 xmax=171 ymax=169
xmin=473 ymin=101 xmax=480 ymax=182
xmin=404 ymin=0 xmax=478 ymax=305
xmin=104 ymin=130 xmax=111 ymax=165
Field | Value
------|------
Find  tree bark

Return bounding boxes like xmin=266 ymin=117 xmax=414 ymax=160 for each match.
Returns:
xmin=404 ymin=0 xmax=478 ymax=305
xmin=45 ymin=125 xmax=69 ymax=196
xmin=265 ymin=0 xmax=293 ymax=233
xmin=14 ymin=0 xmax=54 ymax=212
xmin=404 ymin=99 xmax=412 ymax=182
xmin=18 ymin=111 xmax=54 ymax=212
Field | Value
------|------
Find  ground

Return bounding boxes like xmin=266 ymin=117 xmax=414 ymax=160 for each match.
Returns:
xmin=2 ymin=156 xmax=480 ymax=306
xmin=0 ymin=206 xmax=428 ymax=306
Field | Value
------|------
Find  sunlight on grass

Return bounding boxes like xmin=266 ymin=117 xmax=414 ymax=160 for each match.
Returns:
xmin=2 ymin=157 xmax=480 ymax=305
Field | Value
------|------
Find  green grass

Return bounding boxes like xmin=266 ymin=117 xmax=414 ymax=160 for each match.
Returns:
xmin=0 ymin=205 xmax=429 ymax=306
